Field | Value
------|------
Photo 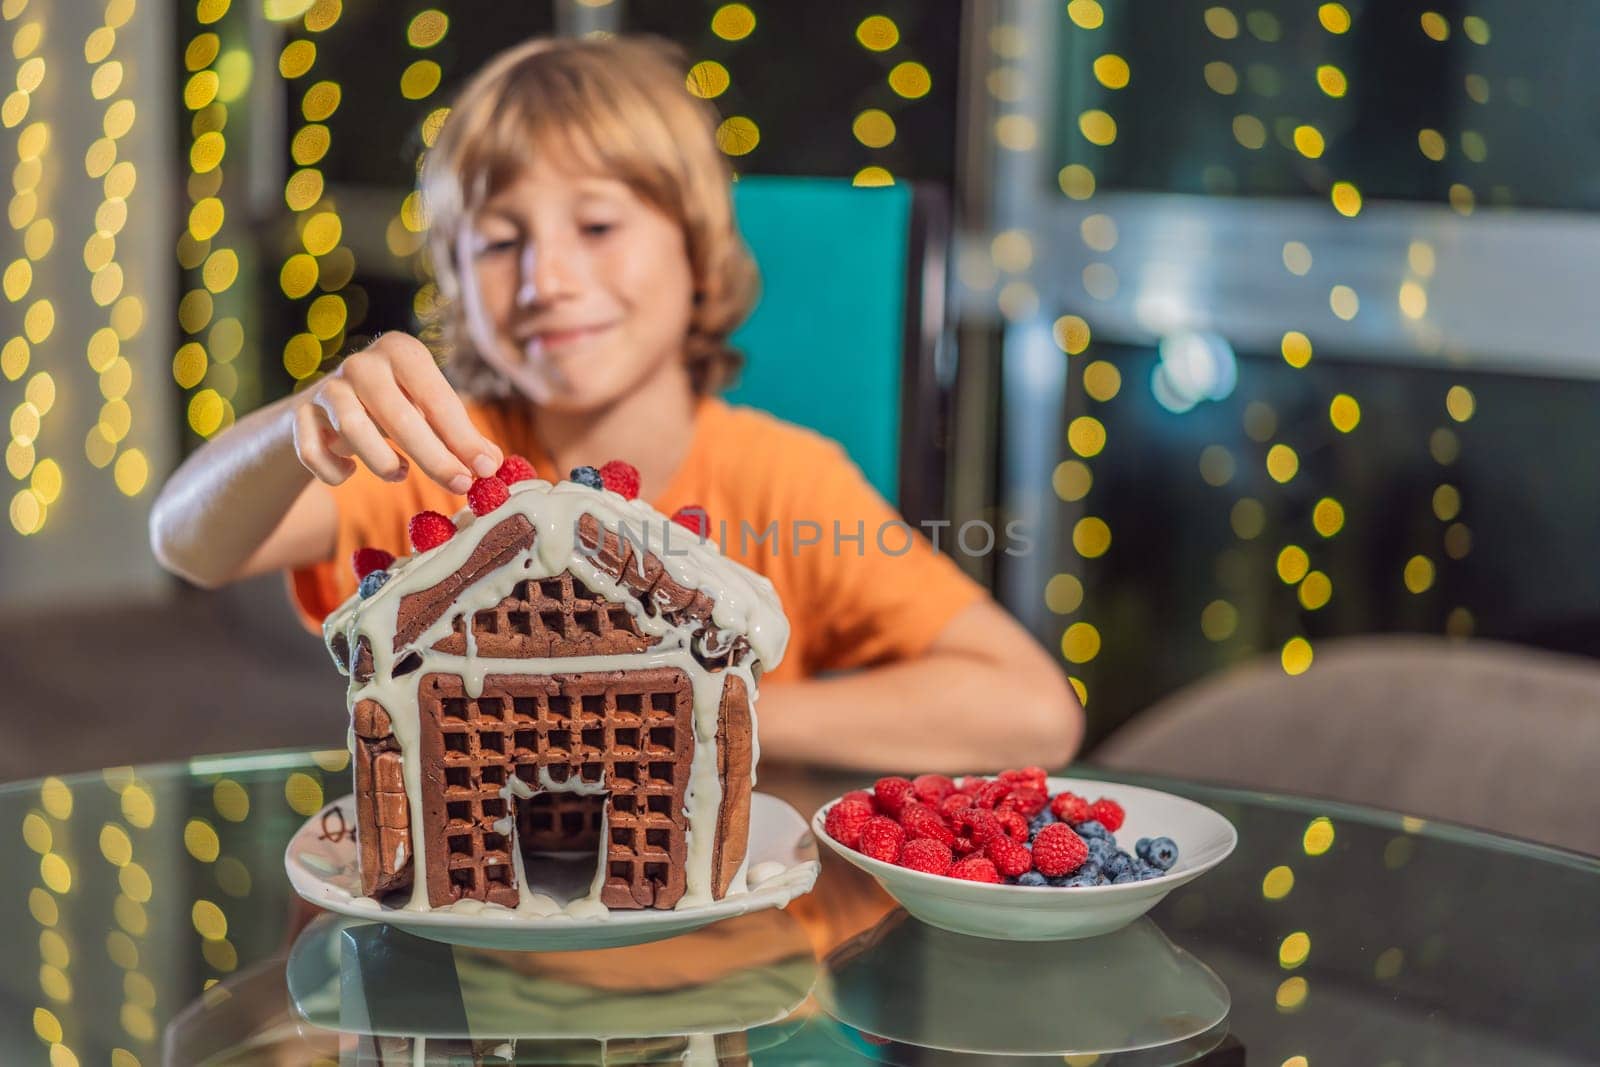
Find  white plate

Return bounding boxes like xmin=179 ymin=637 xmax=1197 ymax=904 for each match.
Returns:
xmin=287 ymin=792 xmax=820 ymax=951
xmin=813 ymin=777 xmax=1237 ymax=941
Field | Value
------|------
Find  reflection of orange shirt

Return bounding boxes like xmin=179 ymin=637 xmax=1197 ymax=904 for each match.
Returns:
xmin=289 ymin=396 xmax=986 ymax=681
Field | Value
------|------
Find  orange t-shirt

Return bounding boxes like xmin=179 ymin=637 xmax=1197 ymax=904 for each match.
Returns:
xmin=289 ymin=396 xmax=986 ymax=682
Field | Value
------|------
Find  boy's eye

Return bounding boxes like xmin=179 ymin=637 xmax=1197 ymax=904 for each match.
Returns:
xmin=473 ymin=232 xmax=519 ymax=256
xmin=581 ymin=222 xmax=615 ymax=237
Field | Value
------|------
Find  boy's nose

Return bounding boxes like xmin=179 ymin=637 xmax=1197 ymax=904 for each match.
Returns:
xmin=515 ymin=240 xmax=579 ymax=306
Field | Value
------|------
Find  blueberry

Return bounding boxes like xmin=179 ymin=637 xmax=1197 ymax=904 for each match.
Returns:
xmin=1087 ymin=838 xmax=1116 ymax=864
xmin=1112 ymin=871 xmax=1139 ymax=884
xmin=1076 ymin=820 xmax=1109 ymax=841
xmin=1135 ymin=837 xmax=1153 ymax=861
xmin=1029 ymin=810 xmax=1058 ymax=836
xmin=1047 ymin=874 xmax=1075 ymax=887
xmin=358 ymin=570 xmax=391 ymax=598
xmin=1135 ymin=863 xmax=1163 ymax=881
xmin=1016 ymin=871 xmax=1048 ymax=887
xmin=1075 ymin=862 xmax=1102 ymax=881
xmin=1063 ymin=873 xmax=1099 ymax=888
xmin=1094 ymin=872 xmax=1112 ymax=885
xmin=569 ymin=465 xmax=603 ymax=489
xmin=1148 ymin=836 xmax=1179 ymax=871
xmin=1104 ymin=853 xmax=1135 ymax=879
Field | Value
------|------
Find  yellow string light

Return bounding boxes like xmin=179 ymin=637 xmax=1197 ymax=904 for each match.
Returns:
xmin=5 ymin=5 xmax=60 ymax=534
xmin=711 ymin=3 xmax=755 ymax=41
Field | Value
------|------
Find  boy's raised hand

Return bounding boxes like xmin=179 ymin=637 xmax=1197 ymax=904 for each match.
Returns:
xmin=292 ymin=332 xmax=503 ymax=493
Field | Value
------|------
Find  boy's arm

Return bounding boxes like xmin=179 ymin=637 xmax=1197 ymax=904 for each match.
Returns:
xmin=755 ymin=597 xmax=1084 ymax=773
xmin=149 ymin=332 xmax=502 ymax=589
xmin=149 ymin=392 xmax=337 ymax=588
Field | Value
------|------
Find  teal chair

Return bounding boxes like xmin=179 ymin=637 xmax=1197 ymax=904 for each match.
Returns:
xmin=727 ymin=177 xmax=949 ymax=523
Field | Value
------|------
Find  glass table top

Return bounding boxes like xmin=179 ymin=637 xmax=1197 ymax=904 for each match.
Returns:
xmin=3 ymin=749 xmax=1597 ymax=1065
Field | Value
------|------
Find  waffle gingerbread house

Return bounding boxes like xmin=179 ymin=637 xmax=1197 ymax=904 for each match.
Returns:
xmin=321 ymin=459 xmax=788 ymax=915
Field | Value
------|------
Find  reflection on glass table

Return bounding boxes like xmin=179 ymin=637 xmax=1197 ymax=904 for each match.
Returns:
xmin=273 ymin=910 xmax=817 ymax=1064
xmin=818 ymin=911 xmax=1230 ymax=1064
xmin=3 ymin=752 xmax=1598 ymax=1065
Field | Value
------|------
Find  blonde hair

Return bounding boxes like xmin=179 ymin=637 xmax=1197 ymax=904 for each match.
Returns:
xmin=419 ymin=35 xmax=759 ymax=398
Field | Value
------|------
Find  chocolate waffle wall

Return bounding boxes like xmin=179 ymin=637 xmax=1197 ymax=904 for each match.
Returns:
xmin=352 ymin=698 xmax=413 ymax=897
xmin=504 ymin=673 xmax=755 ymax=876
xmin=418 ymin=667 xmax=696 ymax=909
xmin=430 ymin=571 xmax=662 ymax=659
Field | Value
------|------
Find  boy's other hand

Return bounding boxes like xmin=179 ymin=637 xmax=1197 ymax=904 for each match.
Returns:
xmin=291 ymin=331 xmax=502 ymax=493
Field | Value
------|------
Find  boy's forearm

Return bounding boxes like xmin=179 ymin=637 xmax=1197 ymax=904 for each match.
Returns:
xmin=755 ymin=655 xmax=1081 ymax=775
xmin=149 ymin=392 xmax=317 ymax=587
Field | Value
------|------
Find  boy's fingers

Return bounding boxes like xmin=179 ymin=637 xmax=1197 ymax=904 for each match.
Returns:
xmin=315 ymin=379 xmax=407 ymax=482
xmin=293 ymin=400 xmax=357 ymax=485
xmin=351 ymin=361 xmax=474 ymax=494
xmin=386 ymin=336 xmax=503 ymax=478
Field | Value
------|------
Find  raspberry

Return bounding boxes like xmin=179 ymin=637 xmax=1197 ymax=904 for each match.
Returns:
xmin=598 ymin=459 xmax=640 ymax=499
xmin=841 ymin=789 xmax=875 ymax=809
xmin=973 ymin=780 xmax=1012 ymax=810
xmin=872 ymin=776 xmax=915 ymax=817
xmin=940 ymin=793 xmax=975 ymax=820
xmin=1031 ymin=823 xmax=1089 ymax=877
xmin=999 ymin=767 xmax=1047 ymax=788
xmin=952 ymin=808 xmax=1002 ymax=849
xmin=949 ymin=856 xmax=1002 ymax=883
xmin=408 ymin=510 xmax=456 ymax=553
xmin=670 ymin=505 xmax=710 ymax=537
xmin=856 ymin=816 xmax=906 ymax=863
xmin=999 ymin=785 xmax=1048 ymax=818
xmin=824 ymin=798 xmax=874 ymax=848
xmin=1050 ymin=791 xmax=1092 ymax=824
xmin=912 ymin=773 xmax=956 ymax=804
xmin=495 ymin=454 xmax=538 ymax=485
xmin=351 ymin=546 xmax=394 ymax=580
xmin=995 ymin=809 xmax=1030 ymax=843
xmin=897 ymin=838 xmax=953 ymax=876
xmin=958 ymin=776 xmax=989 ymax=795
xmin=985 ymin=835 xmax=1034 ymax=878
xmin=466 ymin=475 xmax=510 ymax=516
xmin=900 ymin=802 xmax=956 ymax=847
xmin=1088 ymin=798 xmax=1125 ymax=832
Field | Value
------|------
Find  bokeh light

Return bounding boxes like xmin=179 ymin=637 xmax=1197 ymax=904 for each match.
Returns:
xmin=711 ymin=3 xmax=755 ymax=41
xmin=686 ymin=60 xmax=730 ymax=100
xmin=715 ymin=116 xmax=759 ymax=156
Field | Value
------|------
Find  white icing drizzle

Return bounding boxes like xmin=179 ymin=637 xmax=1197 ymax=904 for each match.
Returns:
xmin=745 ymin=860 xmax=787 ymax=888
xmin=683 ymin=1032 xmax=718 ymax=1065
xmin=323 ymin=478 xmax=787 ymax=918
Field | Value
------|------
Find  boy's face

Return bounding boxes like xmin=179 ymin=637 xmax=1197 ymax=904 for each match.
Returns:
xmin=456 ymin=156 xmax=695 ymax=412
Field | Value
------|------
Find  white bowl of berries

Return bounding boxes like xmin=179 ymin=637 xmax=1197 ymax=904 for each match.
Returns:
xmin=813 ymin=770 xmax=1237 ymax=941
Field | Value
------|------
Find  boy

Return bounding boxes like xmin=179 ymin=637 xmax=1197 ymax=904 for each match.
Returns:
xmin=150 ymin=36 xmax=1080 ymax=773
